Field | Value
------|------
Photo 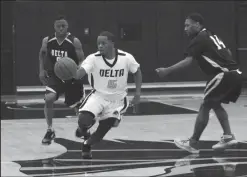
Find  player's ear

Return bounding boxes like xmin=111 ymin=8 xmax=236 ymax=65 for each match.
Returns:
xmin=195 ymin=22 xmax=201 ymax=29
xmin=109 ymin=41 xmax=114 ymax=47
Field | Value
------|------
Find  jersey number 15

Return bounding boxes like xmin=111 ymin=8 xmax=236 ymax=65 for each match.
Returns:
xmin=210 ymin=35 xmax=226 ymax=50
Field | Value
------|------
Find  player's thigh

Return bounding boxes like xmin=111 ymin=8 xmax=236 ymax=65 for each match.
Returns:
xmin=99 ymin=97 xmax=129 ymax=127
xmin=78 ymin=91 xmax=104 ymax=118
xmin=64 ymin=80 xmax=85 ymax=107
xmin=204 ymin=71 xmax=242 ymax=103
xmin=222 ymin=70 xmax=243 ymax=103
xmin=45 ymin=84 xmax=64 ymax=103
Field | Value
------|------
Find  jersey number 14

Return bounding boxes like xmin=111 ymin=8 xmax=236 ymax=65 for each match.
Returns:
xmin=210 ymin=35 xmax=226 ymax=50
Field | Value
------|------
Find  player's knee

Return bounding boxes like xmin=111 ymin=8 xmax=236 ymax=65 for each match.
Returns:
xmin=201 ymin=100 xmax=218 ymax=111
xmin=45 ymin=92 xmax=57 ymax=106
xmin=78 ymin=111 xmax=95 ymax=129
xmin=211 ymin=103 xmax=222 ymax=111
xmin=100 ymin=118 xmax=119 ymax=128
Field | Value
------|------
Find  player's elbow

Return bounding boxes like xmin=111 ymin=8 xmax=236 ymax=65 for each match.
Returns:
xmin=185 ymin=56 xmax=193 ymax=65
xmin=133 ymin=67 xmax=141 ymax=75
xmin=133 ymin=67 xmax=142 ymax=80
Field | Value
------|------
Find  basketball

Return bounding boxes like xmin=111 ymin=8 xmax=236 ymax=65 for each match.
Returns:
xmin=54 ymin=57 xmax=78 ymax=81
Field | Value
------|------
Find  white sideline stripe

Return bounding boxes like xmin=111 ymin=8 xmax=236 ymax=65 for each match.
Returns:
xmin=237 ymin=48 xmax=247 ymax=51
xmin=2 ymin=116 xmax=247 ymax=124
xmin=12 ymin=94 xmax=204 ymax=105
xmin=18 ymin=158 xmax=247 ymax=171
xmin=17 ymin=82 xmax=206 ymax=92
xmin=67 ymin=149 xmax=247 ymax=152
xmin=28 ymin=169 xmax=119 ymax=177
xmin=2 ymin=155 xmax=247 ymax=164
xmin=7 ymin=101 xmax=198 ymax=112
xmin=55 ymin=159 xmax=166 ymax=162
xmin=54 ymin=156 xmax=247 ymax=162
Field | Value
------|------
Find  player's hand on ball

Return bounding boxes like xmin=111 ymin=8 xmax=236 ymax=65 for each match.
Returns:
xmin=39 ymin=70 xmax=49 ymax=85
xmin=155 ymin=67 xmax=171 ymax=78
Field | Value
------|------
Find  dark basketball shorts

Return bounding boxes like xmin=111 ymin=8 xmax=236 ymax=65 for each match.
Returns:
xmin=204 ymin=69 xmax=243 ymax=104
xmin=45 ymin=76 xmax=84 ymax=108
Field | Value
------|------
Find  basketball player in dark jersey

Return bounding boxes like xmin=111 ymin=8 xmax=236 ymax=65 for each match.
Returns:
xmin=39 ymin=15 xmax=85 ymax=145
xmin=156 ymin=13 xmax=243 ymax=153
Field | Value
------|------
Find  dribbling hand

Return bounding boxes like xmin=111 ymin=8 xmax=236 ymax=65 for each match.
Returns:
xmin=155 ymin=67 xmax=171 ymax=78
xmin=39 ymin=70 xmax=49 ymax=85
xmin=130 ymin=93 xmax=141 ymax=114
xmin=130 ymin=93 xmax=140 ymax=107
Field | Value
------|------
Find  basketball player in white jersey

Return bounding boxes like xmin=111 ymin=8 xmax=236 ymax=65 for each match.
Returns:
xmin=74 ymin=31 xmax=142 ymax=159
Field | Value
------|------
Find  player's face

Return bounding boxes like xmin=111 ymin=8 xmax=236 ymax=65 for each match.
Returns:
xmin=97 ymin=36 xmax=114 ymax=55
xmin=54 ymin=19 xmax=68 ymax=37
xmin=184 ymin=19 xmax=199 ymax=36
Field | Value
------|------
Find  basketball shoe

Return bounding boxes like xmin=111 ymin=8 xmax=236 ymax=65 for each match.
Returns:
xmin=174 ymin=138 xmax=199 ymax=154
xmin=42 ymin=129 xmax=55 ymax=145
xmin=82 ymin=141 xmax=92 ymax=159
xmin=212 ymin=134 xmax=238 ymax=151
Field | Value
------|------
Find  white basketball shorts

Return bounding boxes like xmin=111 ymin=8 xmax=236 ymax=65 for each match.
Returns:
xmin=78 ymin=90 xmax=129 ymax=123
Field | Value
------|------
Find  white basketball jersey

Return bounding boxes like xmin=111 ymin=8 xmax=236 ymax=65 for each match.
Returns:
xmin=81 ymin=49 xmax=140 ymax=101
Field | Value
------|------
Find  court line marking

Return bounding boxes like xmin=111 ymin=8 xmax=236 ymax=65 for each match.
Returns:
xmin=5 ymin=98 xmax=201 ymax=112
xmin=152 ymin=101 xmax=199 ymax=112
xmin=150 ymin=162 xmax=247 ymax=177
xmin=18 ymin=158 xmax=247 ymax=171
xmin=1 ymin=162 xmax=18 ymax=164
xmin=6 ymin=106 xmax=71 ymax=111
xmin=20 ymin=162 xmax=247 ymax=177
xmin=0 ymin=117 xmax=195 ymax=123
xmin=67 ymin=149 xmax=247 ymax=152
xmin=18 ymin=160 xmax=178 ymax=171
xmin=54 ymin=156 xmax=247 ymax=162
xmin=10 ymin=94 xmax=205 ymax=104
xmin=16 ymin=82 xmax=207 ymax=92
xmin=2 ymin=116 xmax=247 ymax=124
xmin=54 ymin=159 xmax=166 ymax=162
xmin=18 ymin=169 xmax=117 ymax=177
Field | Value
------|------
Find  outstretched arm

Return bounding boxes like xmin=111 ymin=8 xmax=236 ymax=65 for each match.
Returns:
xmin=156 ymin=56 xmax=193 ymax=77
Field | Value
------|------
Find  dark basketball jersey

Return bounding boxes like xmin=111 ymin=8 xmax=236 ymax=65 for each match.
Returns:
xmin=45 ymin=32 xmax=78 ymax=74
xmin=184 ymin=28 xmax=239 ymax=76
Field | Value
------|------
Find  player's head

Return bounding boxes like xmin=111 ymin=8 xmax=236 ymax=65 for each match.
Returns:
xmin=54 ymin=15 xmax=69 ymax=37
xmin=185 ymin=13 xmax=204 ymax=36
xmin=97 ymin=31 xmax=115 ymax=55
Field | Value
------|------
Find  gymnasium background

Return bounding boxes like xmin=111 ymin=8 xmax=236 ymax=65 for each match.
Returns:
xmin=1 ymin=1 xmax=247 ymax=95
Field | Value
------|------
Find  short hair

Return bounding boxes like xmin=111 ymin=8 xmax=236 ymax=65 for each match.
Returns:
xmin=54 ymin=15 xmax=68 ymax=22
xmin=186 ymin=13 xmax=204 ymax=26
xmin=99 ymin=31 xmax=115 ymax=42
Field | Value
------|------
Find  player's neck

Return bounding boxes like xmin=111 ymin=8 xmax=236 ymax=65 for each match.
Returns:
xmin=55 ymin=33 xmax=68 ymax=41
xmin=104 ymin=48 xmax=116 ymax=60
